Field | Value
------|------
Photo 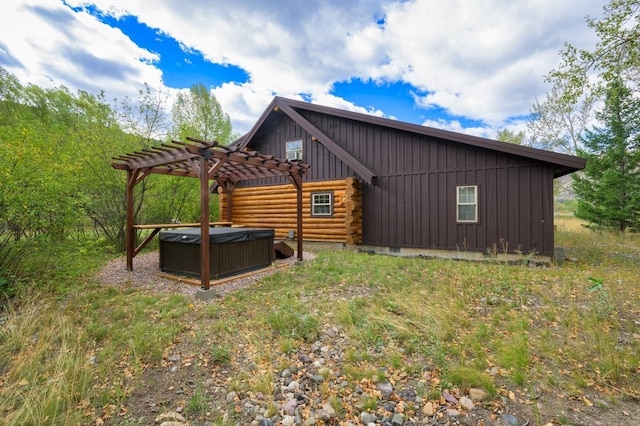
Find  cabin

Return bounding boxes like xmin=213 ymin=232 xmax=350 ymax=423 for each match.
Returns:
xmin=219 ymin=97 xmax=586 ymax=261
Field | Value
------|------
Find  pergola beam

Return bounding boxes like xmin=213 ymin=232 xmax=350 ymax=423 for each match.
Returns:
xmin=112 ymin=138 xmax=310 ymax=291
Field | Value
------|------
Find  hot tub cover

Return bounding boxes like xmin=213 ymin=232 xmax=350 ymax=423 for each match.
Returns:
xmin=159 ymin=227 xmax=274 ymax=244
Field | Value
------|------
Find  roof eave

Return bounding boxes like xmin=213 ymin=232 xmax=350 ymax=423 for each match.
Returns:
xmin=275 ymin=97 xmax=588 ymax=174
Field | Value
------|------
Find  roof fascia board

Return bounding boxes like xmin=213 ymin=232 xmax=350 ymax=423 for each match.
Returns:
xmin=234 ymin=98 xmax=279 ymax=150
xmin=279 ymin=97 xmax=586 ymax=173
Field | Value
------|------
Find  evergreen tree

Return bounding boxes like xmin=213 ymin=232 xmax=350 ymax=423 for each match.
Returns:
xmin=573 ymin=80 xmax=640 ymax=232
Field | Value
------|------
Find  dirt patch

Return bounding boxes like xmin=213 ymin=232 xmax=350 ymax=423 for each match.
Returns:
xmin=110 ymin=333 xmax=640 ymax=426
xmin=97 ymin=251 xmax=640 ymax=426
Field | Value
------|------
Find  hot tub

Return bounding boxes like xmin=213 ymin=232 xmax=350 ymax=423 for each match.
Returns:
xmin=159 ymin=227 xmax=274 ymax=279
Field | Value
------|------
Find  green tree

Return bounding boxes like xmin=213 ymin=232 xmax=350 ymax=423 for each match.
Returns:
xmin=495 ymin=128 xmax=526 ymax=145
xmin=0 ymin=82 xmax=91 ymax=241
xmin=73 ymin=90 xmax=134 ymax=249
xmin=126 ymin=84 xmax=204 ymax=226
xmin=166 ymin=83 xmax=237 ymax=224
xmin=527 ymin=82 xmax=596 ymax=155
xmin=0 ymin=66 xmax=137 ymax=250
xmin=79 ymin=84 xmax=190 ymax=250
xmin=171 ymin=83 xmax=233 ymax=144
xmin=573 ymin=79 xmax=640 ymax=232
xmin=527 ymin=0 xmax=639 ymax=154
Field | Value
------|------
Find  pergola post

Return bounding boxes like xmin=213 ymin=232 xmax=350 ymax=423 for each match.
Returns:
xmin=290 ymin=172 xmax=304 ymax=261
xmin=125 ymin=169 xmax=137 ymax=271
xmin=199 ymin=153 xmax=211 ymax=291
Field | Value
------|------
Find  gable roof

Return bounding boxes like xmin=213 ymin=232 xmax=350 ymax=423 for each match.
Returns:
xmin=236 ymin=96 xmax=586 ymax=180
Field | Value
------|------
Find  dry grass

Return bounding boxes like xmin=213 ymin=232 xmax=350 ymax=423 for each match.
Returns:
xmin=1 ymin=216 xmax=639 ymax=424
xmin=0 ymin=300 xmax=92 ymax=425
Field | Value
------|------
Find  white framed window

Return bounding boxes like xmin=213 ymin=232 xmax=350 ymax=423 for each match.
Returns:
xmin=457 ymin=185 xmax=478 ymax=223
xmin=286 ymin=139 xmax=303 ymax=160
xmin=311 ymin=192 xmax=333 ymax=216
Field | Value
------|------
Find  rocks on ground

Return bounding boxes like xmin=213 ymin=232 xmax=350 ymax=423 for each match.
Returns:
xmin=135 ymin=323 xmax=536 ymax=426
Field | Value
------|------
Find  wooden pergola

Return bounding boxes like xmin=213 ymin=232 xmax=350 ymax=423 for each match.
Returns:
xmin=111 ymin=137 xmax=310 ymax=291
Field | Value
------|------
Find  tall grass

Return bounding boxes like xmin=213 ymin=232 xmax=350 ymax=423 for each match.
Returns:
xmin=0 ymin=299 xmax=92 ymax=425
xmin=1 ymin=218 xmax=639 ymax=423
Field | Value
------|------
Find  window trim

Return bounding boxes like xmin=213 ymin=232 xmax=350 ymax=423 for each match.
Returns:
xmin=456 ymin=185 xmax=478 ymax=223
xmin=311 ymin=191 xmax=334 ymax=217
xmin=285 ymin=139 xmax=303 ymax=160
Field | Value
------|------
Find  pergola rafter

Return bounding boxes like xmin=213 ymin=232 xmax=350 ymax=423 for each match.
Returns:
xmin=112 ymin=137 xmax=309 ymax=292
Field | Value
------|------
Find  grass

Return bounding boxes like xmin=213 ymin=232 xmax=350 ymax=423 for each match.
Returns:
xmin=1 ymin=214 xmax=640 ymax=423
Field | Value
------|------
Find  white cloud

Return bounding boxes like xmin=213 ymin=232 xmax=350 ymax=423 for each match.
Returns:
xmin=421 ymin=118 xmax=494 ymax=139
xmin=0 ymin=1 xmax=164 ymax=102
xmin=1 ymin=0 xmax=605 ymax=136
xmin=365 ymin=0 xmax=603 ymax=125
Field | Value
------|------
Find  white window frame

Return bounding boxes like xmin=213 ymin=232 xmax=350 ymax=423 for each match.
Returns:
xmin=457 ymin=185 xmax=478 ymax=223
xmin=311 ymin=192 xmax=333 ymax=217
xmin=286 ymin=139 xmax=303 ymax=160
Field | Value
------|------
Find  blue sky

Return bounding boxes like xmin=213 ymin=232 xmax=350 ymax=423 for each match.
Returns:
xmin=1 ymin=0 xmax=603 ymax=137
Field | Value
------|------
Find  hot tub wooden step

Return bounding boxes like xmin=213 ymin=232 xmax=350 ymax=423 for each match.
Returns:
xmin=273 ymin=241 xmax=294 ymax=259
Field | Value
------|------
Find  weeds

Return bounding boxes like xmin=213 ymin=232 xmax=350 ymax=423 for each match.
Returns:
xmin=587 ymin=276 xmax=613 ymax=318
xmin=0 ymin=299 xmax=92 ymax=425
xmin=210 ymin=344 xmax=232 ymax=364
xmin=185 ymin=384 xmax=208 ymax=418
xmin=266 ymin=305 xmax=319 ymax=342
xmin=1 ymin=216 xmax=640 ymax=424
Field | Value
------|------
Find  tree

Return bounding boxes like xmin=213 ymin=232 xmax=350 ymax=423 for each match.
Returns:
xmin=495 ymin=128 xmax=526 ymax=145
xmin=572 ymin=79 xmax=640 ymax=232
xmin=0 ymin=68 xmax=236 ymax=253
xmin=80 ymin=85 xmax=174 ymax=249
xmin=171 ymin=83 xmax=233 ymax=144
xmin=73 ymin=90 xmax=135 ymax=249
xmin=0 ymin=82 xmax=94 ymax=241
xmin=167 ymin=83 xmax=237 ymax=225
xmin=527 ymin=83 xmax=596 ymax=155
xmin=528 ymin=0 xmax=640 ymax=155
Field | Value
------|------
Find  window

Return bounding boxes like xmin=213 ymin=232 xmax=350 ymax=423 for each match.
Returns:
xmin=457 ymin=185 xmax=478 ymax=222
xmin=311 ymin=192 xmax=333 ymax=216
xmin=286 ymin=139 xmax=303 ymax=160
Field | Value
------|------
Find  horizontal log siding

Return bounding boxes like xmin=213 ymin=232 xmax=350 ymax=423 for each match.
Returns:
xmin=220 ymin=178 xmax=362 ymax=243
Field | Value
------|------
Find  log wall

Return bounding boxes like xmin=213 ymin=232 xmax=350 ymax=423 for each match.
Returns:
xmin=219 ymin=178 xmax=362 ymax=243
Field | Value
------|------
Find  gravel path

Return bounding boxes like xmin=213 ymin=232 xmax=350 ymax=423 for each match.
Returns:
xmin=97 ymin=250 xmax=316 ymax=300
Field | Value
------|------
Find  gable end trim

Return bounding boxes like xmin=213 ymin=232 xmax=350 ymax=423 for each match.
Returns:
xmin=275 ymin=99 xmax=376 ymax=184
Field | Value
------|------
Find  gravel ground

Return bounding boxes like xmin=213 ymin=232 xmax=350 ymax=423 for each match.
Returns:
xmin=97 ymin=250 xmax=316 ymax=300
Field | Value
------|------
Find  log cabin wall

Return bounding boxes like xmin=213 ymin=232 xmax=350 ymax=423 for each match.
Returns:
xmin=219 ymin=177 xmax=362 ymax=243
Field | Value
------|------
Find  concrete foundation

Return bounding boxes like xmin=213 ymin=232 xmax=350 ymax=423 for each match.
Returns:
xmin=195 ymin=288 xmax=218 ymax=301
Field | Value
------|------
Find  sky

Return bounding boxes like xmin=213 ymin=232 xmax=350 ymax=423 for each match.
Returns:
xmin=0 ymin=0 xmax=605 ymax=139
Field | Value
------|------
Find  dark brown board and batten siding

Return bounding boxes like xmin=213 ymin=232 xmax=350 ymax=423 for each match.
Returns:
xmin=235 ymin=98 xmax=582 ymax=257
xmin=291 ymin=108 xmax=555 ymax=256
